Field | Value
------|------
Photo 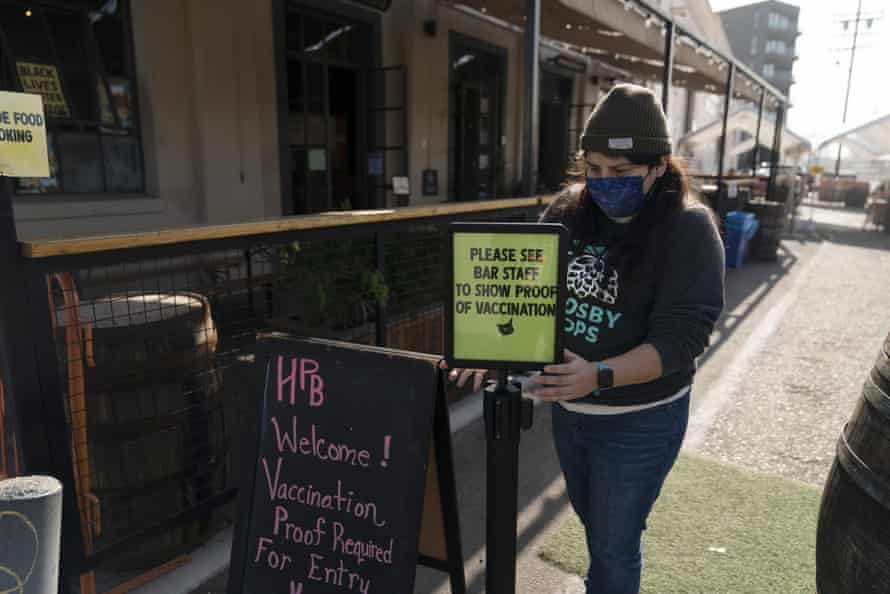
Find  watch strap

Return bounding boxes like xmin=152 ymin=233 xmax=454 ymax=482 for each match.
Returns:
xmin=596 ymin=362 xmax=614 ymax=390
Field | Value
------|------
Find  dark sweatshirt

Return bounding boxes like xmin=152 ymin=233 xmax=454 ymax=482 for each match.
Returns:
xmin=540 ymin=191 xmax=725 ymax=406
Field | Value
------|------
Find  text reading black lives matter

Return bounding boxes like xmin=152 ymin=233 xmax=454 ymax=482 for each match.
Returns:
xmin=241 ymin=344 xmax=435 ymax=594
xmin=455 ymin=246 xmax=558 ymax=319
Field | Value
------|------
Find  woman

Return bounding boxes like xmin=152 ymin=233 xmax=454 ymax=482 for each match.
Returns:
xmin=446 ymin=84 xmax=725 ymax=594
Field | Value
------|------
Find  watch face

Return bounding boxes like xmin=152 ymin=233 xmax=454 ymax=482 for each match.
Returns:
xmin=598 ymin=365 xmax=614 ymax=389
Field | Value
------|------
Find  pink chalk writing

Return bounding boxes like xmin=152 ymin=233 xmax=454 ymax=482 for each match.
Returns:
xmin=290 ymin=581 xmax=303 ymax=594
xmin=261 ymin=458 xmax=387 ymax=527
xmin=380 ymin=435 xmax=391 ymax=468
xmin=307 ymin=553 xmax=371 ymax=594
xmin=331 ymin=521 xmax=395 ymax=565
xmin=271 ymin=506 xmax=327 ymax=546
xmin=253 ymin=536 xmax=294 ymax=571
xmin=278 ymin=356 xmax=325 ymax=407
xmin=270 ymin=416 xmax=371 ymax=468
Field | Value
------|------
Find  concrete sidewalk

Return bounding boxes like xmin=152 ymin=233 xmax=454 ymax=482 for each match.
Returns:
xmin=184 ymin=202 xmax=890 ymax=594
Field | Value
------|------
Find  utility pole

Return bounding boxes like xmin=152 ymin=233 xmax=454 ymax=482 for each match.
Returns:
xmin=833 ymin=0 xmax=883 ymax=177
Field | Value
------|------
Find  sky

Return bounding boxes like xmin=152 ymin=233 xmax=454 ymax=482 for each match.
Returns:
xmin=709 ymin=0 xmax=890 ymax=145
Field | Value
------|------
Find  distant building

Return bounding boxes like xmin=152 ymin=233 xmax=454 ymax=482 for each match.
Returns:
xmin=718 ymin=1 xmax=800 ymax=97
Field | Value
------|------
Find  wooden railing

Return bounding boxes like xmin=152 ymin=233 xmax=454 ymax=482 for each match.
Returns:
xmin=6 ymin=195 xmax=553 ymax=594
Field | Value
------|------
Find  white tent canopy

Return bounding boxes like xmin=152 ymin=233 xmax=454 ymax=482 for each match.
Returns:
xmin=816 ymin=113 xmax=890 ymax=161
xmin=677 ymin=106 xmax=811 ymax=159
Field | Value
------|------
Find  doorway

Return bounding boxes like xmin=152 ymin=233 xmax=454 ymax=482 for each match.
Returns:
xmin=538 ymin=68 xmax=573 ymax=193
xmin=329 ymin=66 xmax=357 ymax=210
xmin=450 ymin=35 xmax=506 ymax=201
xmin=282 ymin=4 xmax=375 ymax=214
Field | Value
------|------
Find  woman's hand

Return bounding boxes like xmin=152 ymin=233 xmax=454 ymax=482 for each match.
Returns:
xmin=526 ymin=349 xmax=598 ymax=402
xmin=438 ymin=360 xmax=489 ymax=392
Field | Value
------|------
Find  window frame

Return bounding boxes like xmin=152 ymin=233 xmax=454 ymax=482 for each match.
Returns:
xmin=768 ymin=12 xmax=789 ymax=31
xmin=0 ymin=0 xmax=145 ymax=196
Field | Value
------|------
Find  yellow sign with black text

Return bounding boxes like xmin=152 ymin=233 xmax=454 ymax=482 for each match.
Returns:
xmin=16 ymin=62 xmax=70 ymax=119
xmin=448 ymin=223 xmax=569 ymax=370
xmin=0 ymin=91 xmax=50 ymax=178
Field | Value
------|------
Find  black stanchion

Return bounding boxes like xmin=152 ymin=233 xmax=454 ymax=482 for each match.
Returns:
xmin=483 ymin=369 xmax=534 ymax=594
xmin=448 ymin=221 xmax=567 ymax=593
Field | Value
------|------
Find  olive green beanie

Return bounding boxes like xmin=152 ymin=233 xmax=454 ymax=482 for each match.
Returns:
xmin=580 ymin=84 xmax=672 ymax=155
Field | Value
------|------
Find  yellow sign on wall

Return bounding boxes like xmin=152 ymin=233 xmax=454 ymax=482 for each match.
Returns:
xmin=16 ymin=62 xmax=70 ymax=119
xmin=0 ymin=91 xmax=50 ymax=178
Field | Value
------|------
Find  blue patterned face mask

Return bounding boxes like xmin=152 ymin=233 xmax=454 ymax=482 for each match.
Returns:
xmin=586 ymin=174 xmax=650 ymax=220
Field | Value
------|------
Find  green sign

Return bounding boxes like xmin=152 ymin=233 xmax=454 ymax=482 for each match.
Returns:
xmin=447 ymin=222 xmax=568 ymax=370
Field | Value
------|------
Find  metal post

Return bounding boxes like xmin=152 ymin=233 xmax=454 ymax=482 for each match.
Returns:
xmin=767 ymin=103 xmax=785 ymax=202
xmin=661 ymin=22 xmax=675 ymax=115
xmin=375 ymin=231 xmax=386 ymax=347
xmin=0 ymin=179 xmax=44 ymax=472
xmin=716 ymin=63 xmax=736 ymax=200
xmin=0 ymin=178 xmax=24 ymax=478
xmin=683 ymin=89 xmax=696 ymax=136
xmin=522 ymin=0 xmax=541 ymax=197
xmin=835 ymin=0 xmax=864 ymax=177
xmin=0 ymin=179 xmax=79 ymax=593
xmin=751 ymin=87 xmax=765 ymax=175
xmin=483 ymin=369 xmax=528 ymax=594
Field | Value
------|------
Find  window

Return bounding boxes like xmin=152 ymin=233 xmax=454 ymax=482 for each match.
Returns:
xmin=0 ymin=1 xmax=143 ymax=194
xmin=751 ymin=37 xmax=758 ymax=55
xmin=763 ymin=63 xmax=775 ymax=77
xmin=765 ymin=40 xmax=787 ymax=54
xmin=753 ymin=11 xmax=760 ymax=28
xmin=768 ymin=12 xmax=790 ymax=30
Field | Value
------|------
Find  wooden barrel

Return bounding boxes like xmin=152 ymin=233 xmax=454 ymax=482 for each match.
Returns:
xmin=818 ymin=179 xmax=843 ymax=203
xmin=816 ymin=332 xmax=890 ymax=593
xmin=746 ymin=200 xmax=785 ymax=261
xmin=843 ymin=183 xmax=869 ymax=209
xmin=55 ymin=292 xmax=229 ymax=571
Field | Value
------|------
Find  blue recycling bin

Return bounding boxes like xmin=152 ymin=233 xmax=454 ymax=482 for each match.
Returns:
xmin=724 ymin=211 xmax=759 ymax=268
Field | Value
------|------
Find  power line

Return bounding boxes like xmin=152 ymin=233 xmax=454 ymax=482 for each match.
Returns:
xmin=834 ymin=0 xmax=883 ymax=177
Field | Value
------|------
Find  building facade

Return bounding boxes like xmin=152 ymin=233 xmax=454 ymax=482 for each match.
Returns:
xmin=718 ymin=0 xmax=800 ymax=97
xmin=1 ymin=0 xmax=610 ymax=241
xmin=1 ymin=2 xmax=795 ymax=592
xmin=1 ymin=0 xmax=783 ymax=244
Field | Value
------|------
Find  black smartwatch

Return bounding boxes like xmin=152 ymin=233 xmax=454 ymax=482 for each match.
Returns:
xmin=596 ymin=362 xmax=614 ymax=390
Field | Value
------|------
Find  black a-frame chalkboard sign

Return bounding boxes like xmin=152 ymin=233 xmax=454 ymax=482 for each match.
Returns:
xmin=227 ymin=334 xmax=465 ymax=594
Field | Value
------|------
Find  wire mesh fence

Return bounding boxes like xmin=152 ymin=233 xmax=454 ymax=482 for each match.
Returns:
xmin=24 ymin=204 xmax=542 ymax=589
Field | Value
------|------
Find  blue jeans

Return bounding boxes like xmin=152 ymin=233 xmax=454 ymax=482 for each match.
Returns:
xmin=551 ymin=395 xmax=689 ymax=594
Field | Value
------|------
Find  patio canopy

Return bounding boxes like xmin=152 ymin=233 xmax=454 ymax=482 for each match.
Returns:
xmin=677 ymin=106 xmax=811 ymax=160
xmin=451 ymin=0 xmax=785 ymax=105
xmin=816 ymin=113 xmax=890 ymax=161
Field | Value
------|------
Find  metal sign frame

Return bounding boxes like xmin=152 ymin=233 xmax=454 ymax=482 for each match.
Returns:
xmin=446 ymin=221 xmax=568 ymax=371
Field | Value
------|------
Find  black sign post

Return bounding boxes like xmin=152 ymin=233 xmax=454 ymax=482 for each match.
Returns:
xmin=446 ymin=222 xmax=568 ymax=594
xmin=482 ymin=369 xmax=527 ymax=594
xmin=228 ymin=334 xmax=465 ymax=594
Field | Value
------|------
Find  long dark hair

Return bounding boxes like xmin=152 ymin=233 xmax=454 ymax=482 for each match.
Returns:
xmin=546 ymin=152 xmax=702 ymax=283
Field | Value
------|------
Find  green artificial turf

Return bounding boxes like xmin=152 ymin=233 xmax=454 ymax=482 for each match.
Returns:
xmin=540 ymin=452 xmax=821 ymax=594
